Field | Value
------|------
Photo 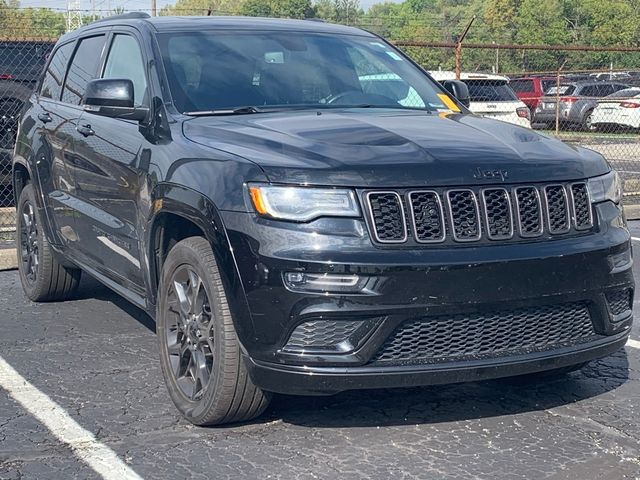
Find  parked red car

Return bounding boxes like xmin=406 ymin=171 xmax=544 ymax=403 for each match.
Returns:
xmin=510 ymin=76 xmax=556 ymax=112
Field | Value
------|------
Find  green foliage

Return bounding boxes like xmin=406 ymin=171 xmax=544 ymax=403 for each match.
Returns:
xmin=2 ymin=0 xmax=640 ymax=75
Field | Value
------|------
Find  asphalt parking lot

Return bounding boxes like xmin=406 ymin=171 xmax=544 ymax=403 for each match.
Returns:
xmin=1 ymin=227 xmax=640 ymax=480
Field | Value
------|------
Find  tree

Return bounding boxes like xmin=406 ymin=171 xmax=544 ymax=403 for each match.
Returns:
xmin=240 ymin=0 xmax=273 ymax=17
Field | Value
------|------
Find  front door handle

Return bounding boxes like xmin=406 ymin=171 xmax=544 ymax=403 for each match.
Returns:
xmin=76 ymin=123 xmax=94 ymax=137
xmin=37 ymin=113 xmax=52 ymax=123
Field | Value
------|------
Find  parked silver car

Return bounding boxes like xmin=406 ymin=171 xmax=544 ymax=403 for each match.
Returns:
xmin=534 ymin=81 xmax=628 ymax=130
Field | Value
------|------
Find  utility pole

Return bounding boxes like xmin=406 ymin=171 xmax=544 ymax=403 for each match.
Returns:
xmin=66 ymin=0 xmax=83 ymax=32
xmin=151 ymin=0 xmax=157 ymax=16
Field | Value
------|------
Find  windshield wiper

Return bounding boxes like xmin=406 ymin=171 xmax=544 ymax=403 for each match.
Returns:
xmin=184 ymin=106 xmax=264 ymax=116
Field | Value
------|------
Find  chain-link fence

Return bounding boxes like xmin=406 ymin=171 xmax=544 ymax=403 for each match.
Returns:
xmin=396 ymin=40 xmax=640 ymax=212
xmin=0 ymin=39 xmax=54 ymax=240
xmin=1 ymin=19 xmax=640 ymax=242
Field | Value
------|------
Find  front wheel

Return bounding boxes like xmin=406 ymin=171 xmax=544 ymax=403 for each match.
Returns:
xmin=157 ymin=236 xmax=270 ymax=426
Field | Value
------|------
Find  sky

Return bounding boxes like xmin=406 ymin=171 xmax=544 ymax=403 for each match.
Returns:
xmin=18 ymin=0 xmax=401 ymax=14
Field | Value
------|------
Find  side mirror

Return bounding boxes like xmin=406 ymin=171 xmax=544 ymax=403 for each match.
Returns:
xmin=82 ymin=79 xmax=148 ymax=122
xmin=441 ymin=79 xmax=470 ymax=108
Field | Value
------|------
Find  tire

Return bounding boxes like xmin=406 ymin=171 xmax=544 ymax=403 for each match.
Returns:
xmin=16 ymin=184 xmax=81 ymax=302
xmin=499 ymin=362 xmax=587 ymax=385
xmin=582 ymin=110 xmax=595 ymax=131
xmin=157 ymin=236 xmax=271 ymax=426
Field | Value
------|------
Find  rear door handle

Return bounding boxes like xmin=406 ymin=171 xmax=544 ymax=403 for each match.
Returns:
xmin=76 ymin=123 xmax=94 ymax=137
xmin=37 ymin=113 xmax=52 ymax=123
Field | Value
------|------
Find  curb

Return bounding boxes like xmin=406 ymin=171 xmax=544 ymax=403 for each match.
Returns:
xmin=0 ymin=247 xmax=17 ymax=271
xmin=624 ymin=204 xmax=640 ymax=221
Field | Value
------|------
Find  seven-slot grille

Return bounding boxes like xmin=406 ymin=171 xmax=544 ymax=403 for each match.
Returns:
xmin=364 ymin=183 xmax=592 ymax=245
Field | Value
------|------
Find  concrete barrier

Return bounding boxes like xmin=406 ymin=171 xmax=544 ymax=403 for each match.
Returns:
xmin=0 ymin=247 xmax=16 ymax=271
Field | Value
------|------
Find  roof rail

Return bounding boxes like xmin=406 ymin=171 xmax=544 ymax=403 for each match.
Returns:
xmin=90 ymin=12 xmax=151 ymax=24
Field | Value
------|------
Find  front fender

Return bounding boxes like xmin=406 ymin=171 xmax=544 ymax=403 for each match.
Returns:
xmin=146 ymin=182 xmax=257 ymax=348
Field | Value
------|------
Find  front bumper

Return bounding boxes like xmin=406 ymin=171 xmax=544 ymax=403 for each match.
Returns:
xmin=222 ymin=201 xmax=634 ymax=395
xmin=246 ymin=329 xmax=630 ymax=395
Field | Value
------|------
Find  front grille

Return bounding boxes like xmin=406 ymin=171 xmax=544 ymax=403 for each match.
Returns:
xmin=408 ymin=191 xmax=445 ymax=242
xmin=366 ymin=191 xmax=407 ymax=243
xmin=364 ymin=182 xmax=593 ymax=246
xmin=570 ymin=183 xmax=593 ymax=230
xmin=514 ymin=186 xmax=543 ymax=237
xmin=372 ymin=303 xmax=596 ymax=364
xmin=482 ymin=188 xmax=513 ymax=240
xmin=544 ymin=185 xmax=571 ymax=234
xmin=606 ymin=289 xmax=633 ymax=316
xmin=447 ymin=189 xmax=481 ymax=241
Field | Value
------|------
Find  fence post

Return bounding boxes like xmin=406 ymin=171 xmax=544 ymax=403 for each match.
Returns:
xmin=555 ymin=60 xmax=567 ymax=136
xmin=455 ymin=16 xmax=475 ymax=80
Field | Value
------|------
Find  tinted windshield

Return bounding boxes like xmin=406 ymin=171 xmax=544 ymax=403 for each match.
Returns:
xmin=157 ymin=31 xmax=451 ymax=113
xmin=464 ymin=80 xmax=518 ymax=102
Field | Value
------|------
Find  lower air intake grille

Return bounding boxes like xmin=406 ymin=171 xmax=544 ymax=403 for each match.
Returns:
xmin=372 ymin=303 xmax=596 ymax=364
xmin=286 ymin=320 xmax=362 ymax=350
xmin=606 ymin=289 xmax=633 ymax=316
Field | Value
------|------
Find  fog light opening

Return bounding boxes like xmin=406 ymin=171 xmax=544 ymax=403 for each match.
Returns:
xmin=609 ymin=249 xmax=633 ymax=273
xmin=283 ymin=272 xmax=370 ymax=294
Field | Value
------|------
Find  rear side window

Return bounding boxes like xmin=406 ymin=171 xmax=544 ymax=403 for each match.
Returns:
xmin=580 ymin=85 xmax=610 ymax=97
xmin=40 ymin=42 xmax=74 ymax=100
xmin=541 ymin=80 xmax=555 ymax=92
xmin=62 ymin=35 xmax=106 ymax=105
xmin=465 ymin=80 xmax=518 ymax=102
xmin=546 ymin=85 xmax=575 ymax=95
xmin=102 ymin=35 xmax=148 ymax=106
xmin=510 ymin=79 xmax=533 ymax=93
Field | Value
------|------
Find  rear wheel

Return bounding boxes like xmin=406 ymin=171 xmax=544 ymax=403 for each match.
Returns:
xmin=157 ymin=236 xmax=270 ymax=426
xmin=16 ymin=184 xmax=81 ymax=301
xmin=583 ymin=110 xmax=595 ymax=131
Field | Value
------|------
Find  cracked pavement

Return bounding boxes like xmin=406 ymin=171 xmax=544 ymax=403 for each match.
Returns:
xmin=1 ymin=225 xmax=640 ymax=479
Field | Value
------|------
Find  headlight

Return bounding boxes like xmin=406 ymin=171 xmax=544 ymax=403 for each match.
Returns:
xmin=587 ymin=170 xmax=623 ymax=204
xmin=248 ymin=184 xmax=360 ymax=222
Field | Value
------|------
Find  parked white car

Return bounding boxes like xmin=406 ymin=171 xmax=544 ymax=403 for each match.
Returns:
xmin=429 ymin=71 xmax=532 ymax=128
xmin=591 ymin=87 xmax=640 ymax=130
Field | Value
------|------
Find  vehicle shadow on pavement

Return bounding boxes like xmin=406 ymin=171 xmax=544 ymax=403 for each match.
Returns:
xmin=72 ymin=274 xmax=156 ymax=333
xmin=264 ymin=352 xmax=631 ymax=428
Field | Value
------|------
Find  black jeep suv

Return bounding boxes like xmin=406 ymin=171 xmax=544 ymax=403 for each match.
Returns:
xmin=12 ymin=14 xmax=634 ymax=426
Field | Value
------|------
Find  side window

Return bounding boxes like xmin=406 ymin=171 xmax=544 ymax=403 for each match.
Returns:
xmin=40 ymin=42 xmax=74 ymax=100
xmin=580 ymin=85 xmax=598 ymax=97
xmin=597 ymin=84 xmax=614 ymax=97
xmin=102 ymin=34 xmax=148 ymax=106
xmin=510 ymin=80 xmax=533 ymax=93
xmin=62 ymin=35 xmax=106 ymax=105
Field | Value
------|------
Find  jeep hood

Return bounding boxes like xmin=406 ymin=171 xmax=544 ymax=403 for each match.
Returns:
xmin=182 ymin=109 xmax=609 ymax=187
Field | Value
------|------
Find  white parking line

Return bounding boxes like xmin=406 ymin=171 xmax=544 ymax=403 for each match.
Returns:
xmin=631 ymin=237 xmax=640 ymax=242
xmin=0 ymin=355 xmax=143 ymax=480
xmin=628 ymin=339 xmax=640 ymax=350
